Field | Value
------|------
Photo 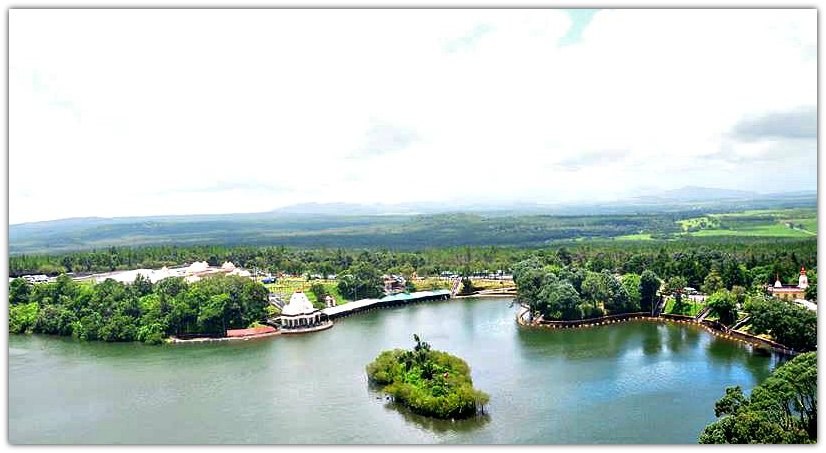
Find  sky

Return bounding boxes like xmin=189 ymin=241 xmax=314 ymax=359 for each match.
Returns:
xmin=9 ymin=8 xmax=817 ymax=224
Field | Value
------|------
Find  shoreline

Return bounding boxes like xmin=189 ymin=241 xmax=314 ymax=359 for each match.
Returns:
xmin=167 ymin=330 xmax=281 ymax=344
xmin=515 ymin=305 xmax=798 ymax=356
xmin=280 ymin=321 xmax=334 ymax=334
xmin=453 ymin=292 xmax=517 ymax=299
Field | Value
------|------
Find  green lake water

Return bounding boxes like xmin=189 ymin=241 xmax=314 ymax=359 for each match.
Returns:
xmin=8 ymin=297 xmax=783 ymax=444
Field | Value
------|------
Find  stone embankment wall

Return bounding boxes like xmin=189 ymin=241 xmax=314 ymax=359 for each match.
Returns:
xmin=517 ymin=306 xmax=798 ymax=355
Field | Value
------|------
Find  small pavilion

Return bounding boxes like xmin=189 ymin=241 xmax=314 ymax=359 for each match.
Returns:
xmin=279 ymin=291 xmax=323 ymax=329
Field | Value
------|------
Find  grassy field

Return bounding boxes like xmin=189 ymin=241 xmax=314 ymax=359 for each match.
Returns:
xmin=663 ymin=297 xmax=705 ymax=317
xmin=614 ymin=233 xmax=654 ymax=241
xmin=675 ymin=208 xmax=817 ymax=238
xmin=689 ymin=224 xmax=813 ymax=238
xmin=414 ymin=277 xmax=453 ymax=292
xmin=678 ymin=216 xmax=721 ymax=231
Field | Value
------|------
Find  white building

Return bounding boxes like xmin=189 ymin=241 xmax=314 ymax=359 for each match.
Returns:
xmin=186 ymin=261 xmax=210 ymax=274
xmin=279 ymin=291 xmax=323 ymax=329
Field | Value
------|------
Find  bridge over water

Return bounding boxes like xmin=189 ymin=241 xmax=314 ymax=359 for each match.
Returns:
xmin=321 ymin=289 xmax=452 ymax=319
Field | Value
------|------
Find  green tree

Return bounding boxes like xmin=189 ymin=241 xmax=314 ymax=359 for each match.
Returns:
xmin=460 ymin=277 xmax=476 ymax=295
xmin=699 ymin=352 xmax=816 ymax=444
xmin=620 ymin=273 xmax=642 ymax=312
xmin=9 ymin=302 xmax=39 ymax=334
xmin=8 ymin=278 xmax=31 ymax=305
xmin=337 ymin=262 xmax=384 ymax=300
xmin=665 ymin=275 xmax=688 ymax=314
xmin=310 ymin=283 xmax=328 ymax=308
xmin=640 ymin=270 xmax=660 ymax=313
xmin=702 ymin=269 xmax=724 ymax=295
xmin=804 ymin=282 xmax=816 ymax=301
xmin=746 ymin=298 xmax=817 ymax=351
xmin=198 ymin=293 xmax=230 ymax=334
xmin=539 ymin=282 xmax=583 ymax=321
xmin=706 ymin=290 xmax=738 ymax=326
xmin=581 ymin=271 xmax=609 ymax=306
xmin=601 ymin=271 xmax=631 ymax=314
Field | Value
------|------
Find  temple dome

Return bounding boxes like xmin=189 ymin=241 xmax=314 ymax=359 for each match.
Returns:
xmin=281 ymin=291 xmax=317 ymax=316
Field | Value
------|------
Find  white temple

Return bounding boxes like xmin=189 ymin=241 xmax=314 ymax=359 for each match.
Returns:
xmin=279 ymin=291 xmax=323 ymax=329
xmin=798 ymin=266 xmax=809 ymax=289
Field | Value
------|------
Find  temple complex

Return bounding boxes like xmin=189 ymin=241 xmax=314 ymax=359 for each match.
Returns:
xmin=767 ymin=266 xmax=809 ymax=301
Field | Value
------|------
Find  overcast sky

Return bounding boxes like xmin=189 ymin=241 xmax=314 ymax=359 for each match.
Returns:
xmin=9 ymin=9 xmax=817 ymax=224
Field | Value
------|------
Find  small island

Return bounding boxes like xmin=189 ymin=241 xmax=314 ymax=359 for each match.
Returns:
xmin=366 ymin=334 xmax=489 ymax=419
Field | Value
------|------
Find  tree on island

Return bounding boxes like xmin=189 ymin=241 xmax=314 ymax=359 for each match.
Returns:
xmin=366 ymin=334 xmax=489 ymax=419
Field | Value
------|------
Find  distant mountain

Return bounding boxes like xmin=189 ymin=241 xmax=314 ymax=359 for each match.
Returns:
xmin=271 ymin=202 xmax=421 ymax=216
xmin=633 ymin=186 xmax=760 ymax=202
xmin=268 ymin=187 xmax=813 ymax=217
xmin=8 ymin=187 xmax=816 ymax=254
xmin=269 ymin=201 xmax=555 ymax=216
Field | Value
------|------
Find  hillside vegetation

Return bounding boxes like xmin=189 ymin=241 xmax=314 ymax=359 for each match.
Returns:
xmin=9 ymin=206 xmax=817 ymax=255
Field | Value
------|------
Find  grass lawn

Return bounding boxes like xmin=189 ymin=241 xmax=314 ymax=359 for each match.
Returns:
xmin=414 ymin=277 xmax=453 ymax=291
xmin=782 ymin=217 xmax=818 ymax=234
xmin=412 ymin=277 xmax=513 ymax=292
xmin=468 ymin=279 xmax=514 ymax=291
xmin=689 ymin=224 xmax=812 ymax=238
xmin=663 ymin=297 xmax=705 ymax=317
xmin=265 ymin=278 xmax=348 ymax=305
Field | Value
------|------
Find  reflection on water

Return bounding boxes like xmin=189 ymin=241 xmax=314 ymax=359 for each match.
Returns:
xmin=381 ymin=400 xmax=492 ymax=435
xmin=365 ymin=377 xmax=491 ymax=435
xmin=9 ymin=297 xmax=780 ymax=445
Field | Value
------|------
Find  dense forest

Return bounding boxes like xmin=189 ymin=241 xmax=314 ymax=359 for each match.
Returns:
xmin=8 ymin=212 xmax=684 ymax=254
xmin=9 ymin=238 xmax=817 ymax=290
xmin=509 ymin=240 xmax=817 ymax=351
xmin=9 ymin=202 xmax=815 ymax=255
xmin=8 ymin=274 xmax=270 ymax=344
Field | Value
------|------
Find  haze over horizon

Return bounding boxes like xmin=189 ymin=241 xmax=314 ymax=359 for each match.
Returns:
xmin=10 ymin=9 xmax=817 ymax=224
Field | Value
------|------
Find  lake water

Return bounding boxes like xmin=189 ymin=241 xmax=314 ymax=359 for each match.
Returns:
xmin=8 ymin=297 xmax=783 ymax=444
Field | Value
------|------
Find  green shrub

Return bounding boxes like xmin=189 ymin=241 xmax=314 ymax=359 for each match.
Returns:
xmin=366 ymin=335 xmax=489 ymax=419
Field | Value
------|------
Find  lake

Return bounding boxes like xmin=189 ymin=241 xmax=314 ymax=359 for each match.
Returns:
xmin=8 ymin=297 xmax=783 ymax=444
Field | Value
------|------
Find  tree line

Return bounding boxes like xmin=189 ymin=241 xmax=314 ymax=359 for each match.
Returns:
xmin=9 ymin=238 xmax=816 ymax=289
xmin=512 ymin=249 xmax=818 ymax=351
xmin=512 ymin=258 xmax=661 ymax=320
xmin=9 ymin=274 xmax=270 ymax=344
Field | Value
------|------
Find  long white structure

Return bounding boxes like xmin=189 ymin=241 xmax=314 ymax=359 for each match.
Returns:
xmin=321 ymin=290 xmax=451 ymax=319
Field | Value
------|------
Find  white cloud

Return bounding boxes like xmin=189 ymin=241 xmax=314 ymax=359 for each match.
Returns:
xmin=9 ymin=9 xmax=817 ymax=223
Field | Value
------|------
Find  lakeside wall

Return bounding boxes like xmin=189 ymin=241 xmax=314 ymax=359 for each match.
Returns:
xmin=517 ymin=305 xmax=799 ymax=356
